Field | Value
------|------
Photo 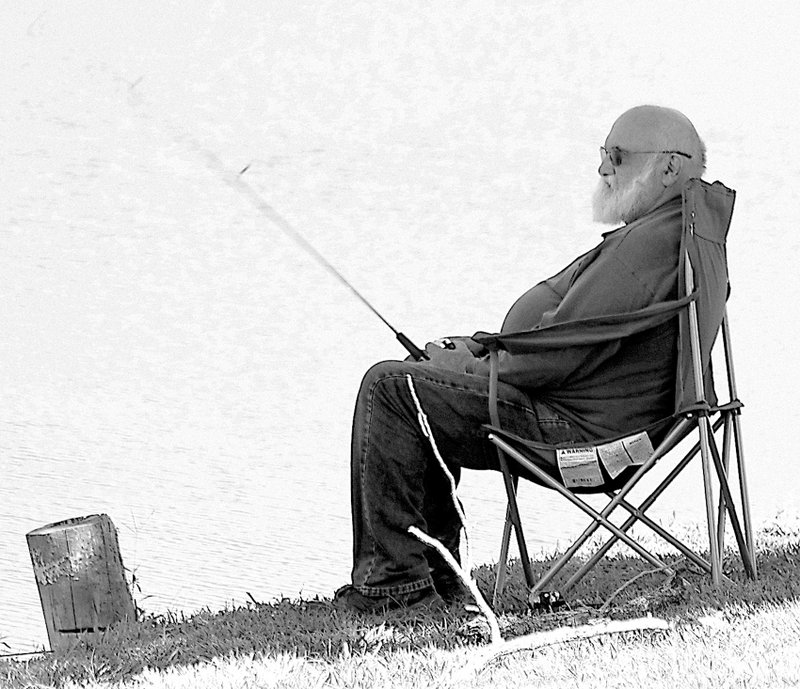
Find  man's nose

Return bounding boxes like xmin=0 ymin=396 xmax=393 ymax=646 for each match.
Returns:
xmin=598 ymin=154 xmax=615 ymax=176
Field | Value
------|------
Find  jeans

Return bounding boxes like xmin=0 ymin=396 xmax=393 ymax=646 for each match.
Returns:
xmin=349 ymin=359 xmax=585 ymax=596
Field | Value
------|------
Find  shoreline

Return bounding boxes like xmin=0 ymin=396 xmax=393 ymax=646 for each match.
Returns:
xmin=2 ymin=521 xmax=799 ymax=688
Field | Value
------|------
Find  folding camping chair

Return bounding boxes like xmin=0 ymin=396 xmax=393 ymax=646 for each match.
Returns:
xmin=476 ymin=179 xmax=757 ymax=608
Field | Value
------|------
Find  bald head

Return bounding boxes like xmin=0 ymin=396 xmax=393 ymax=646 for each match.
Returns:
xmin=593 ymin=105 xmax=706 ymax=224
xmin=609 ymin=105 xmax=706 ymax=176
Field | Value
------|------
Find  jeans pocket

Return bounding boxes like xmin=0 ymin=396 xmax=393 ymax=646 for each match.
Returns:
xmin=538 ymin=418 xmax=578 ymax=444
xmin=533 ymin=401 xmax=583 ymax=445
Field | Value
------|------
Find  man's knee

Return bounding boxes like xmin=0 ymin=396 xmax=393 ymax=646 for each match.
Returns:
xmin=359 ymin=360 xmax=414 ymax=393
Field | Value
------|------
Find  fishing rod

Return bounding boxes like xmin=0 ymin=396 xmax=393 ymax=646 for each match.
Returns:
xmin=121 ymin=77 xmax=426 ymax=360
xmin=191 ymin=142 xmax=429 ymax=361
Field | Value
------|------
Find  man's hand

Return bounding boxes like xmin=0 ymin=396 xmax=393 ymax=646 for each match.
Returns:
xmin=422 ymin=338 xmax=479 ymax=371
xmin=429 ymin=337 xmax=457 ymax=351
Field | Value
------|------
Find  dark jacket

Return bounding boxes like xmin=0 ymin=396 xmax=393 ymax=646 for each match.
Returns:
xmin=466 ymin=197 xmax=683 ymax=439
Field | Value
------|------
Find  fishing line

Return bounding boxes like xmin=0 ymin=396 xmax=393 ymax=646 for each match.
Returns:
xmin=184 ymin=138 xmax=429 ymax=361
xmin=124 ymin=76 xmax=427 ymax=360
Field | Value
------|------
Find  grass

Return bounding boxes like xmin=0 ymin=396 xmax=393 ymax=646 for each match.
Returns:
xmin=2 ymin=523 xmax=799 ymax=688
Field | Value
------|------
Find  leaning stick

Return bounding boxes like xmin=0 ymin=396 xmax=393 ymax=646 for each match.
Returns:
xmin=408 ymin=527 xmax=671 ymax=686
xmin=408 ymin=526 xmax=502 ymax=643
xmin=406 ymin=375 xmax=472 ymax=572
xmin=468 ymin=615 xmax=671 ymax=667
xmin=449 ymin=616 xmax=671 ymax=685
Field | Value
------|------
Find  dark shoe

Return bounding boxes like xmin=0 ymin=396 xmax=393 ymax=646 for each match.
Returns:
xmin=432 ymin=572 xmax=474 ymax=607
xmin=333 ymin=585 xmax=444 ymax=614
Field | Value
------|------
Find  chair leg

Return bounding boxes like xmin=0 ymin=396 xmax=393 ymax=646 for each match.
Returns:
xmin=732 ymin=412 xmax=757 ymax=578
xmin=721 ymin=314 xmax=757 ymax=578
xmin=492 ymin=507 xmax=514 ymax=607
xmin=491 ymin=419 xmax=695 ymax=598
xmin=715 ymin=414 xmax=733 ymax=553
xmin=698 ymin=414 xmax=722 ymax=586
xmin=615 ymin=497 xmax=713 ymax=573
xmin=530 ymin=512 xmax=610 ymax=599
xmin=706 ymin=421 xmax=756 ymax=579
xmin=489 ymin=434 xmax=674 ymax=602
xmin=561 ymin=430 xmax=715 ymax=593
xmin=496 ymin=452 xmax=535 ymax=591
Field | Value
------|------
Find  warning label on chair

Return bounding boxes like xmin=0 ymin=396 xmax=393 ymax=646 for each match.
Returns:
xmin=556 ymin=446 xmax=604 ymax=487
xmin=596 ymin=432 xmax=655 ymax=478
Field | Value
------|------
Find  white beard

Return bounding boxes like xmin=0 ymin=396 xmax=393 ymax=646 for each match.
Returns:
xmin=592 ymin=159 xmax=662 ymax=225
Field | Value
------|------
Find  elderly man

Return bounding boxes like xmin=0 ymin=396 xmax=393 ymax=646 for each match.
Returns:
xmin=334 ymin=105 xmax=707 ymax=613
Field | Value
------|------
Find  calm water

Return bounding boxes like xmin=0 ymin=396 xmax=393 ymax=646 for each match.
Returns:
xmin=2 ymin=2 xmax=799 ymax=652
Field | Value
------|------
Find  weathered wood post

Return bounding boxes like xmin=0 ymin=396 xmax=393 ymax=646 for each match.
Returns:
xmin=26 ymin=514 xmax=135 ymax=650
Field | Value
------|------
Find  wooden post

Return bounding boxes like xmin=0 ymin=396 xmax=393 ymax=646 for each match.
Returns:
xmin=26 ymin=514 xmax=135 ymax=650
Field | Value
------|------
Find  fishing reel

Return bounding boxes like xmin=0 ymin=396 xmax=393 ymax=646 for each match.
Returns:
xmin=431 ymin=337 xmax=457 ymax=350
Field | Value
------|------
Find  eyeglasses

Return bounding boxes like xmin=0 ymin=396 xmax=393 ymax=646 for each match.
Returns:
xmin=600 ymin=146 xmax=692 ymax=167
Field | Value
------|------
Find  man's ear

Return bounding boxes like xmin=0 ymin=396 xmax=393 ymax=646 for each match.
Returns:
xmin=662 ymin=154 xmax=683 ymax=187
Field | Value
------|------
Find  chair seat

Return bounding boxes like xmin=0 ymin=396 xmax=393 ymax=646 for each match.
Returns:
xmin=482 ymin=415 xmax=678 ymax=494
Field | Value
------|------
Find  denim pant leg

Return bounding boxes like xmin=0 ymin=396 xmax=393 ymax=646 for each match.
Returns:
xmin=349 ymin=359 xmax=581 ymax=596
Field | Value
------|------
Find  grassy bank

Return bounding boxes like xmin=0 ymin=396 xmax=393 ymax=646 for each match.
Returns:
xmin=3 ymin=523 xmax=799 ymax=688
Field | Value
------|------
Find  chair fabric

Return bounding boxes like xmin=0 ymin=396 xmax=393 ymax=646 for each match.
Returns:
xmin=472 ymin=179 xmax=755 ymax=605
xmin=674 ymin=179 xmax=735 ymax=413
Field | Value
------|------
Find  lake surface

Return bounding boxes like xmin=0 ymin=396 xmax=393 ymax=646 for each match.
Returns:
xmin=2 ymin=1 xmax=799 ymax=652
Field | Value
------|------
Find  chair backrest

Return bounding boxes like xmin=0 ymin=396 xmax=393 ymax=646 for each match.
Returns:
xmin=674 ymin=179 xmax=736 ymax=415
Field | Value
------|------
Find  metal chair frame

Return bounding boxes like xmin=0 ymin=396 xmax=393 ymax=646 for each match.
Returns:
xmin=489 ymin=251 xmax=757 ymax=608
